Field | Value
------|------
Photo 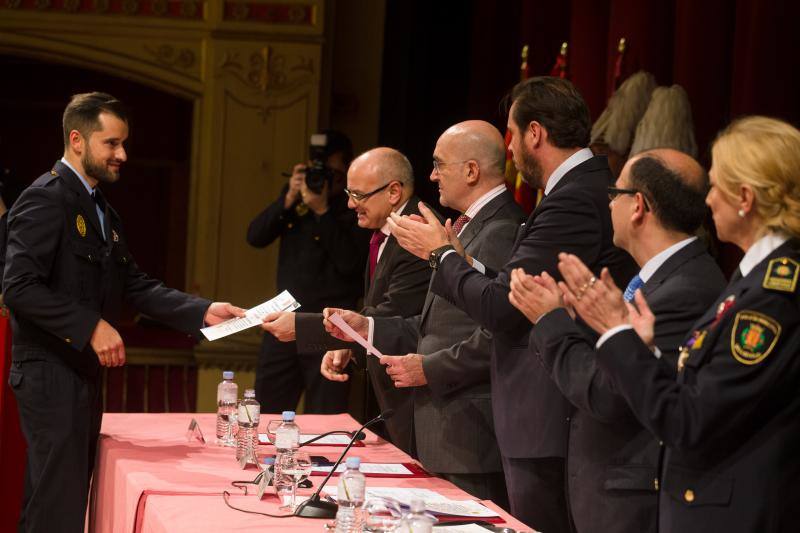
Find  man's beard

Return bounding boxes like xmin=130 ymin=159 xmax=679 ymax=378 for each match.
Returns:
xmin=517 ymin=148 xmax=544 ymax=189
xmin=82 ymin=146 xmax=121 ymax=184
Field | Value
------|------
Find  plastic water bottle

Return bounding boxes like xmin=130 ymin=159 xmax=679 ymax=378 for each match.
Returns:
xmin=274 ymin=410 xmax=300 ymax=453
xmin=236 ymin=389 xmax=260 ymax=463
xmin=335 ymin=457 xmax=366 ymax=532
xmin=273 ymin=411 xmax=300 ymax=504
xmin=400 ymin=499 xmax=436 ymax=532
xmin=215 ymin=371 xmax=238 ymax=446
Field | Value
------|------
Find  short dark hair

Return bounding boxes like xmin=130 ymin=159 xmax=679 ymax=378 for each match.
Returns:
xmin=62 ymin=92 xmax=129 ymax=147
xmin=503 ymin=76 xmax=591 ymax=148
xmin=320 ymin=129 xmax=354 ymax=166
xmin=628 ymin=156 xmax=709 ymax=234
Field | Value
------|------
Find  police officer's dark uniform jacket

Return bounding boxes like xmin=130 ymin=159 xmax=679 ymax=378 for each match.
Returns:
xmin=4 ymin=160 xmax=210 ymax=532
xmin=596 ymin=235 xmax=800 ymax=533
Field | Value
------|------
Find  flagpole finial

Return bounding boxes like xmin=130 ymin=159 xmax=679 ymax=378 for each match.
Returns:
xmin=618 ymin=37 xmax=627 ymax=53
xmin=521 ymin=44 xmax=529 ymax=61
xmin=560 ymin=42 xmax=568 ymax=56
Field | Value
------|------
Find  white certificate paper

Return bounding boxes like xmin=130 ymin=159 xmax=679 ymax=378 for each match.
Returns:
xmin=200 ymin=290 xmax=301 ymax=341
xmin=328 ymin=313 xmax=383 ymax=357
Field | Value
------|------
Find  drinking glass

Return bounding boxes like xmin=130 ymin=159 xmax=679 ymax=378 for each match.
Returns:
xmin=278 ymin=451 xmax=314 ymax=511
xmin=362 ymin=497 xmax=403 ymax=532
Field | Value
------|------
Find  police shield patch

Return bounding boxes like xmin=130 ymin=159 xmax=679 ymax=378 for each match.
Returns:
xmin=731 ymin=310 xmax=781 ymax=365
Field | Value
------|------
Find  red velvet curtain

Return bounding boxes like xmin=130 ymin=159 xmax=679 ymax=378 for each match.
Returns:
xmin=468 ymin=0 xmax=800 ymax=275
xmin=472 ymin=0 xmax=800 ymax=153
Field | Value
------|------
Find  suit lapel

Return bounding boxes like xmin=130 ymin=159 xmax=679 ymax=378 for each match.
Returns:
xmin=643 ymin=239 xmax=706 ymax=297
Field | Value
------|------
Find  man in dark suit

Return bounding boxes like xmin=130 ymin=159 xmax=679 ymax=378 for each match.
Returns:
xmin=3 ymin=92 xmax=243 ymax=533
xmin=259 ymin=147 xmax=431 ymax=453
xmin=388 ymin=77 xmax=637 ymax=532
xmin=246 ymin=131 xmax=368 ymax=414
xmin=322 ymin=121 xmax=523 ymax=505
xmin=509 ymin=149 xmax=726 ymax=533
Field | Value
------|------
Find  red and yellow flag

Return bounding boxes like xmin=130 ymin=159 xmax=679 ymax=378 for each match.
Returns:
xmin=505 ymin=43 xmax=569 ymax=213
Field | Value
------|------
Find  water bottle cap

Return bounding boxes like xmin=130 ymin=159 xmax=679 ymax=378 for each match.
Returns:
xmin=263 ymin=457 xmax=275 ymax=465
xmin=409 ymin=498 xmax=426 ymax=513
xmin=243 ymin=389 xmax=256 ymax=399
xmin=345 ymin=457 xmax=361 ymax=468
xmin=222 ymin=371 xmax=234 ymax=380
xmin=281 ymin=410 xmax=296 ymax=421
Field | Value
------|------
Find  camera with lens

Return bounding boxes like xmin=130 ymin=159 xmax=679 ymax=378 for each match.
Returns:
xmin=303 ymin=133 xmax=334 ymax=195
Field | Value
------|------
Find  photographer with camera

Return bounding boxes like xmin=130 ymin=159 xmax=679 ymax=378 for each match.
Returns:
xmin=247 ymin=130 xmax=369 ymax=414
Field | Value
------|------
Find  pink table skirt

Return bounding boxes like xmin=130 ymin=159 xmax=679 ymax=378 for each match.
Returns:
xmin=89 ymin=413 xmax=531 ymax=532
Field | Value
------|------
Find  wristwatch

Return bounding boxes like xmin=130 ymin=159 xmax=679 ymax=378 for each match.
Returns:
xmin=429 ymin=244 xmax=455 ymax=269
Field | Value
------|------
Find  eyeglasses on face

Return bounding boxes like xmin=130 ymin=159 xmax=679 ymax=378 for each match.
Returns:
xmin=607 ymin=186 xmax=651 ymax=211
xmin=344 ymin=180 xmax=398 ymax=202
xmin=432 ymin=160 xmax=470 ymax=173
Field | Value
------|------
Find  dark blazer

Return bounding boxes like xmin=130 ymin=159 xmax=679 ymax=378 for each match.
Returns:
xmin=430 ymin=155 xmax=637 ymax=458
xmin=531 ymin=238 xmax=726 ymax=533
xmin=246 ymin=187 xmax=367 ymax=313
xmin=294 ymin=197 xmax=433 ymax=451
xmin=372 ymin=190 xmax=525 ymax=474
xmin=3 ymin=161 xmax=210 ymax=376
xmin=597 ymin=239 xmax=800 ymax=533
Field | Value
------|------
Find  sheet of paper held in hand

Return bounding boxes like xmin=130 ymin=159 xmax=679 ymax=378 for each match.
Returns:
xmin=200 ymin=290 xmax=301 ymax=341
xmin=328 ymin=312 xmax=383 ymax=357
xmin=324 ymin=487 xmax=499 ymax=518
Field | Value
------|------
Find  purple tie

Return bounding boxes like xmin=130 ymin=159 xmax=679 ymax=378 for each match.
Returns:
xmin=452 ymin=214 xmax=471 ymax=236
xmin=369 ymin=230 xmax=387 ymax=279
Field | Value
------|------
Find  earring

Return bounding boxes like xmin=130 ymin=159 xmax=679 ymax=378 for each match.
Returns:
xmin=737 ymin=209 xmax=746 ymax=218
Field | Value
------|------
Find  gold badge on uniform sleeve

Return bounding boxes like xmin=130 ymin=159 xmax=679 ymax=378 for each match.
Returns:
xmin=112 ymin=229 xmax=119 ymax=242
xmin=76 ymin=214 xmax=87 ymax=237
xmin=763 ymin=257 xmax=799 ymax=293
xmin=730 ymin=310 xmax=781 ymax=365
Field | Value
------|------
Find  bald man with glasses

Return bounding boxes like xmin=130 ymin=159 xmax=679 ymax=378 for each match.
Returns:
xmin=260 ymin=147 xmax=436 ymax=453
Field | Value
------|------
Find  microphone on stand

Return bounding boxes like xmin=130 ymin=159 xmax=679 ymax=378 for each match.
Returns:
xmin=294 ymin=409 xmax=395 ymax=518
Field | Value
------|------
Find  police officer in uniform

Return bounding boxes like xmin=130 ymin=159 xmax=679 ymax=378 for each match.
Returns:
xmin=4 ymin=92 xmax=244 ymax=533
xmin=556 ymin=116 xmax=800 ymax=532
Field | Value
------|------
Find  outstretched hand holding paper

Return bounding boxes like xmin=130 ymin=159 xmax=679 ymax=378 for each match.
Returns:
xmin=201 ymin=290 xmax=300 ymax=341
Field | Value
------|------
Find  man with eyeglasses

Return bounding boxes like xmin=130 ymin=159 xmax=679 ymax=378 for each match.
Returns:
xmin=247 ymin=130 xmax=368 ymax=415
xmin=508 ymin=148 xmax=726 ymax=533
xmin=261 ymin=147 xmax=433 ymax=453
xmin=320 ymin=121 xmax=524 ymax=506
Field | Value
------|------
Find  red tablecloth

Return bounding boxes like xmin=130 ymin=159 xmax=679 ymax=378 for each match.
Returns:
xmin=90 ymin=413 xmax=532 ymax=532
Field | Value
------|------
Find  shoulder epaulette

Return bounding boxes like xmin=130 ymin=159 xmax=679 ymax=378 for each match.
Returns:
xmin=763 ymin=257 xmax=799 ymax=293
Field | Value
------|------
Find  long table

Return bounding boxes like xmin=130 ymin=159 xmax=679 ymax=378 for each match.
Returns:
xmin=90 ymin=413 xmax=532 ymax=532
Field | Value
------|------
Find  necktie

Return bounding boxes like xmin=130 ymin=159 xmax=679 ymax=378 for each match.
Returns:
xmin=91 ymin=189 xmax=107 ymax=240
xmin=452 ymin=214 xmax=471 ymax=236
xmin=623 ymin=274 xmax=644 ymax=302
xmin=369 ymin=230 xmax=386 ymax=279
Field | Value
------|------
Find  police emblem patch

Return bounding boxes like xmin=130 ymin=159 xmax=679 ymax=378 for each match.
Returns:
xmin=76 ymin=214 xmax=87 ymax=237
xmin=731 ymin=310 xmax=781 ymax=365
xmin=763 ymin=257 xmax=799 ymax=293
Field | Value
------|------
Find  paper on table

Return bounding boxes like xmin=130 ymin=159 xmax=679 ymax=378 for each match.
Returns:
xmin=201 ymin=290 xmax=300 ymax=341
xmin=312 ymin=463 xmax=413 ymax=475
xmin=326 ymin=487 xmax=444 ymax=504
xmin=432 ymin=525 xmax=495 ymax=533
xmin=328 ymin=313 xmax=383 ymax=357
xmin=325 ymin=487 xmax=498 ymax=518
xmin=424 ymin=500 xmax=499 ymax=518
xmin=257 ymin=433 xmax=353 ymax=446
